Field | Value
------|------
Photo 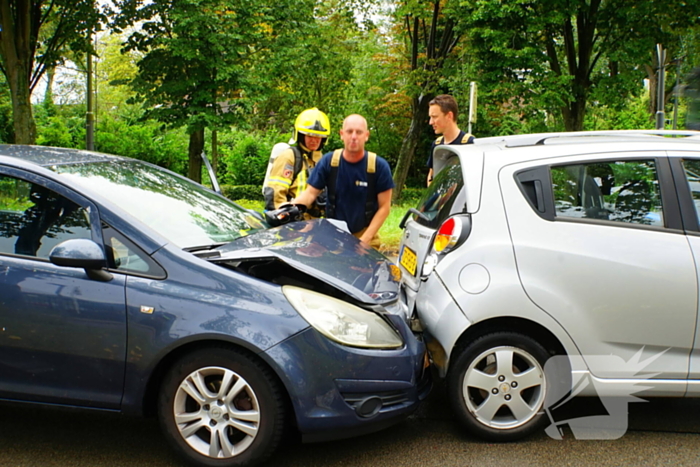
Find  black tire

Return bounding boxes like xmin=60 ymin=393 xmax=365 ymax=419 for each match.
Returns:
xmin=447 ymin=332 xmax=551 ymax=442
xmin=158 ymin=347 xmax=285 ymax=467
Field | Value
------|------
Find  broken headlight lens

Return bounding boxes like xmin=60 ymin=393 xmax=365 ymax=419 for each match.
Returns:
xmin=283 ymin=286 xmax=403 ymax=349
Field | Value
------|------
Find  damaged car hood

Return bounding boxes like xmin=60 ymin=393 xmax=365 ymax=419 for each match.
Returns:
xmin=211 ymin=219 xmax=401 ymax=305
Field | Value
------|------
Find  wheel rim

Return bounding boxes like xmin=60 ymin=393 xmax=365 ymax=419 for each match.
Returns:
xmin=173 ymin=366 xmax=261 ymax=459
xmin=462 ymin=345 xmax=546 ymax=430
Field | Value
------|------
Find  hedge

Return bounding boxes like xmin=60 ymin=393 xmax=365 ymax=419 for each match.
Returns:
xmin=221 ymin=185 xmax=264 ymax=201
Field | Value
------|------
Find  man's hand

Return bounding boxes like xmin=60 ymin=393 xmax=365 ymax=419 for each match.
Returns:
xmin=354 ymin=240 xmax=371 ymax=255
xmin=359 ymin=232 xmax=373 ymax=245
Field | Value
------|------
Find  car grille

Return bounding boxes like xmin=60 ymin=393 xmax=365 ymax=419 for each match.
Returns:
xmin=341 ymin=390 xmax=409 ymax=411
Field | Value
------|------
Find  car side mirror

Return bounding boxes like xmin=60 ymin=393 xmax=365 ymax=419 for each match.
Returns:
xmin=49 ymin=239 xmax=113 ymax=282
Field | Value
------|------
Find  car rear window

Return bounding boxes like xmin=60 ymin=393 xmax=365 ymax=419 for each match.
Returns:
xmin=413 ymin=157 xmax=464 ymax=229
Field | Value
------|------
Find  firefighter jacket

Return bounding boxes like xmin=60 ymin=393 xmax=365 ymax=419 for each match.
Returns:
xmin=263 ymin=146 xmax=323 ymax=216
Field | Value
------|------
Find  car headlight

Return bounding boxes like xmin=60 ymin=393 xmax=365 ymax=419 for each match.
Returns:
xmin=282 ymin=286 xmax=404 ymax=349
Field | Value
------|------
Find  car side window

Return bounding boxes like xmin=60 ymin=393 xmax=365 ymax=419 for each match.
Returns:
xmin=102 ymin=223 xmax=166 ymax=278
xmin=681 ymin=159 xmax=700 ymax=225
xmin=551 ymin=160 xmax=664 ymax=227
xmin=0 ymin=175 xmax=92 ymax=258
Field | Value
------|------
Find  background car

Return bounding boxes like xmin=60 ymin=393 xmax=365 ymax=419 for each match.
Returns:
xmin=398 ymin=130 xmax=700 ymax=441
xmin=0 ymin=145 xmax=431 ymax=467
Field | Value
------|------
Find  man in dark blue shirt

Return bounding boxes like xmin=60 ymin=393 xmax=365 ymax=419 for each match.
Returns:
xmin=426 ymin=94 xmax=474 ymax=186
xmin=294 ymin=114 xmax=394 ymax=248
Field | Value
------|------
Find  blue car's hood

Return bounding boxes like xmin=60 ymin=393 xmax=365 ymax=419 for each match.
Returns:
xmin=213 ymin=219 xmax=400 ymax=305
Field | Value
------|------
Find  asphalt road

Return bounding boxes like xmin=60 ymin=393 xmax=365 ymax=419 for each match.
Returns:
xmin=1 ymin=379 xmax=699 ymax=467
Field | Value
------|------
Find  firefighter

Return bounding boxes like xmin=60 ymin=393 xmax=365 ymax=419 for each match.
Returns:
xmin=263 ymin=108 xmax=331 ymax=218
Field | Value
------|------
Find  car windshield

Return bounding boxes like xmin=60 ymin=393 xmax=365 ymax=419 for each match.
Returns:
xmin=50 ymin=160 xmax=265 ymax=249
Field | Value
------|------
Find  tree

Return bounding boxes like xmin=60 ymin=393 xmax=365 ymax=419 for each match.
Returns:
xmin=389 ymin=0 xmax=463 ymax=200
xmin=114 ymin=0 xmax=313 ymax=183
xmin=248 ymin=0 xmax=359 ymax=135
xmin=459 ymin=0 xmax=700 ymax=132
xmin=0 ymin=0 xmax=105 ymax=143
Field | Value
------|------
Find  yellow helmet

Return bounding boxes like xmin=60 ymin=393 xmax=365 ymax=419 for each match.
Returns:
xmin=294 ymin=108 xmax=331 ymax=142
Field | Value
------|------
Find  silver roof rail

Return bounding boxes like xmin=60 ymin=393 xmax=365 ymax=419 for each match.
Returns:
xmin=474 ymin=130 xmax=700 ymax=148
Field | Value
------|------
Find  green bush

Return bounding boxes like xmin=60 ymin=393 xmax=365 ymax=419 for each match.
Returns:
xmin=36 ymin=116 xmax=75 ymax=148
xmin=586 ymin=94 xmax=654 ymax=130
xmin=394 ymin=187 xmax=425 ymax=206
xmin=221 ymin=184 xmax=264 ymax=201
xmin=217 ymin=130 xmax=285 ymax=186
xmin=95 ymin=116 xmax=189 ymax=175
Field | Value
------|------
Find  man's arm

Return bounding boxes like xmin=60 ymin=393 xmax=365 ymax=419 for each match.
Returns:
xmin=426 ymin=168 xmax=434 ymax=187
xmin=359 ymin=188 xmax=392 ymax=245
xmin=292 ymin=185 xmax=322 ymax=208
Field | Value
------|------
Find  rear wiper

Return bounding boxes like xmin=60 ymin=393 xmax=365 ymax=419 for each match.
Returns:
xmin=399 ymin=208 xmax=430 ymax=229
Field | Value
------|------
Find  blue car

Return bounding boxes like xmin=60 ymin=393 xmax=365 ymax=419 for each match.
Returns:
xmin=0 ymin=145 xmax=430 ymax=466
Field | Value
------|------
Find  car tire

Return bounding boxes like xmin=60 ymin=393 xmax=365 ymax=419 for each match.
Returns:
xmin=447 ymin=332 xmax=551 ymax=442
xmin=158 ymin=347 xmax=285 ymax=467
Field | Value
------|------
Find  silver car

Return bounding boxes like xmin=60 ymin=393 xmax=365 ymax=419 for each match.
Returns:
xmin=398 ymin=130 xmax=700 ymax=441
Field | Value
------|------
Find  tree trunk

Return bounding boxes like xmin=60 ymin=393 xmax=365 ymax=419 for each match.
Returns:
xmin=561 ymin=97 xmax=587 ymax=131
xmin=211 ymin=129 xmax=218 ymax=173
xmin=43 ymin=66 xmax=55 ymax=115
xmin=6 ymin=63 xmax=37 ymax=144
xmin=1 ymin=0 xmax=37 ymax=144
xmin=392 ymin=94 xmax=431 ymax=201
xmin=188 ymin=128 xmax=204 ymax=183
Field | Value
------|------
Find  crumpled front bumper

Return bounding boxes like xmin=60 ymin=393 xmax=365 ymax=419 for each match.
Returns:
xmin=264 ymin=313 xmax=431 ymax=442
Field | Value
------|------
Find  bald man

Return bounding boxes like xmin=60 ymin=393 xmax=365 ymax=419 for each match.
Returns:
xmin=294 ymin=114 xmax=394 ymax=248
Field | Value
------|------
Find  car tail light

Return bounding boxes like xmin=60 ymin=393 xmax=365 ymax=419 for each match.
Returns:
xmin=432 ymin=216 xmax=469 ymax=255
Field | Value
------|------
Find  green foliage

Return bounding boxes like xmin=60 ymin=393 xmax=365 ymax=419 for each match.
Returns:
xmin=0 ymin=77 xmax=13 ymax=143
xmin=220 ymin=185 xmax=264 ymax=202
xmin=586 ymin=95 xmax=655 ymax=131
xmin=394 ymin=187 xmax=425 ymax=206
xmin=35 ymin=115 xmax=85 ymax=148
xmin=219 ymin=136 xmax=269 ymax=187
xmin=215 ymin=129 xmax=283 ymax=186
xmin=0 ymin=0 xmax=107 ymax=143
xmin=94 ymin=116 xmax=189 ymax=174
xmin=457 ymin=0 xmax=700 ymax=131
xmin=115 ymin=0 xmax=315 ymax=133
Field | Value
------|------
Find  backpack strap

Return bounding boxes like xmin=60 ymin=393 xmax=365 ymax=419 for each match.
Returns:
xmin=364 ymin=152 xmax=377 ymax=226
xmin=326 ymin=149 xmax=343 ymax=218
xmin=461 ymin=133 xmax=473 ymax=144
xmin=435 ymin=136 xmax=444 ymax=144
xmin=290 ymin=146 xmax=303 ymax=180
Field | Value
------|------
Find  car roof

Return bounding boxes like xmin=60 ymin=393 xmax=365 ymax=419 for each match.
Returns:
xmin=432 ymin=130 xmax=700 ymax=215
xmin=473 ymin=129 xmax=700 ymax=148
xmin=0 ymin=144 xmax=127 ymax=167
xmin=434 ymin=130 xmax=700 ymax=170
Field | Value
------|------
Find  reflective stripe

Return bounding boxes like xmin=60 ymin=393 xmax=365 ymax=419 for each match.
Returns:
xmin=268 ymin=176 xmax=292 ymax=187
xmin=268 ymin=181 xmax=291 ymax=188
xmin=296 ymin=164 xmax=308 ymax=193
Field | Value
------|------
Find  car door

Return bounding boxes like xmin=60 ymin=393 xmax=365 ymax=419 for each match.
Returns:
xmin=0 ymin=168 xmax=127 ymax=408
xmin=500 ymin=153 xmax=697 ymax=380
xmin=670 ymin=154 xmax=700 ymax=384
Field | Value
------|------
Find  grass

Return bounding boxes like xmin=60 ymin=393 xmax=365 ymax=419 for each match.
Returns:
xmin=235 ymin=199 xmax=411 ymax=256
